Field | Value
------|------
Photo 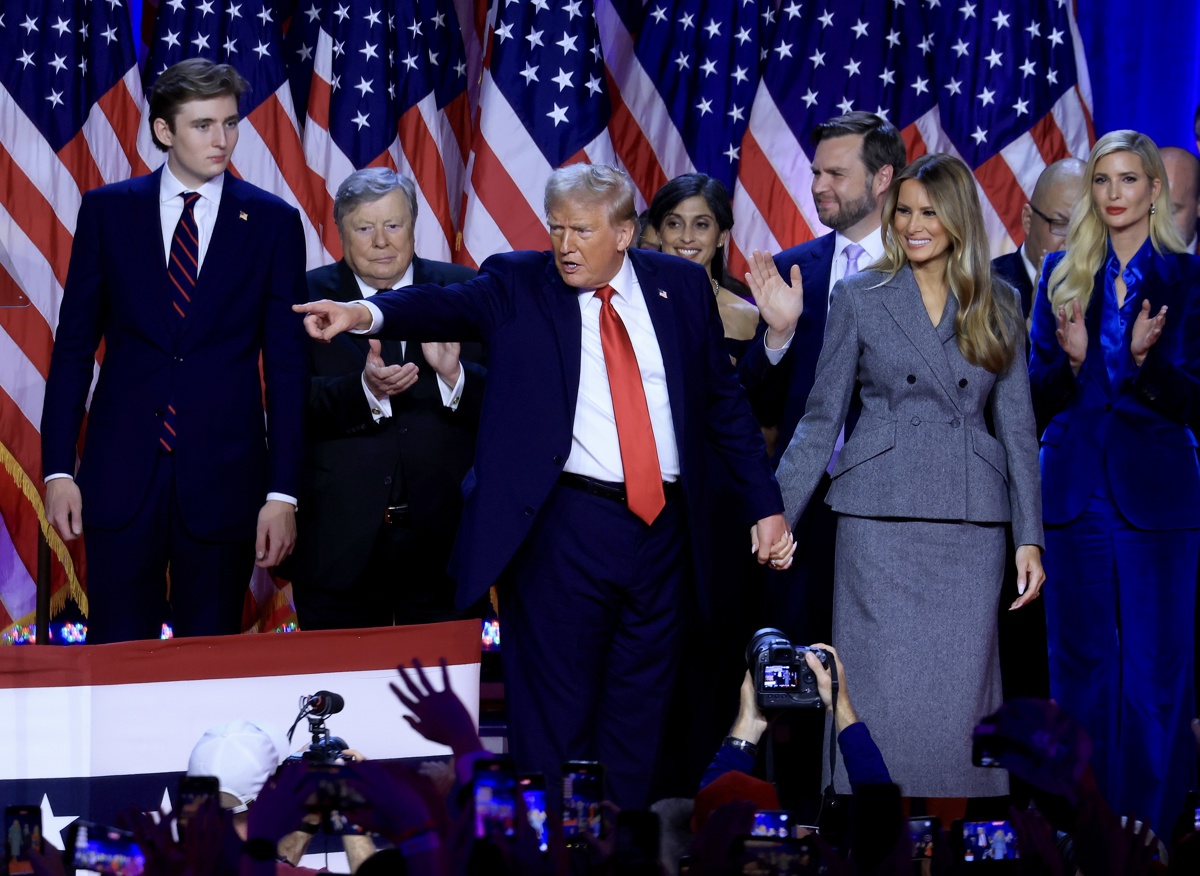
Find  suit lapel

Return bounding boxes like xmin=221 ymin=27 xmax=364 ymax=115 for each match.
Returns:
xmin=631 ymin=251 xmax=688 ymax=442
xmin=543 ymin=258 xmax=584 ymax=415
xmin=180 ymin=174 xmax=251 ymax=338
xmin=881 ymin=267 xmax=961 ymax=407
xmin=133 ymin=170 xmax=178 ymax=340
xmin=804 ymin=234 xmax=837 ymax=328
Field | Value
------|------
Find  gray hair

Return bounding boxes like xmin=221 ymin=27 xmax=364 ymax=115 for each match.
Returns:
xmin=544 ymin=164 xmax=637 ymax=225
xmin=333 ymin=168 xmax=418 ymax=230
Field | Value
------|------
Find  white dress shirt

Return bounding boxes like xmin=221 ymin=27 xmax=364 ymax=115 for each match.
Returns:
xmin=159 ymin=164 xmax=222 ymax=271
xmin=563 ymin=254 xmax=680 ymax=483
xmin=764 ymin=229 xmax=887 ymax=364
xmin=354 ymin=263 xmax=466 ymax=421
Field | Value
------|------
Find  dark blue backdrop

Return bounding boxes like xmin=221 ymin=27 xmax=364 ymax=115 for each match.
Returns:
xmin=1078 ymin=0 xmax=1200 ymax=153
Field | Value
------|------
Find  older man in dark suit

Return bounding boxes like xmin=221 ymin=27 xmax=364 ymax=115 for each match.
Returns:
xmin=41 ymin=59 xmax=308 ymax=643
xmin=992 ymin=158 xmax=1086 ymax=318
xmin=289 ymin=169 xmax=485 ymax=630
xmin=296 ymin=164 xmax=790 ymax=808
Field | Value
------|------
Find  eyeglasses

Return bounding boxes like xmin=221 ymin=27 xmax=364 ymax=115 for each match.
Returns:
xmin=1029 ymin=203 xmax=1070 ymax=237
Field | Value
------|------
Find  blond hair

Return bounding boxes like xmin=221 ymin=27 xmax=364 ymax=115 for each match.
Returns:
xmin=1047 ymin=130 xmax=1187 ymax=312
xmin=876 ymin=154 xmax=1019 ymax=373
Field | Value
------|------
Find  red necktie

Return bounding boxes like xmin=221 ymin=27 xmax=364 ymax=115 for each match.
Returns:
xmin=594 ymin=285 xmax=665 ymax=525
xmin=160 ymin=192 xmax=200 ymax=452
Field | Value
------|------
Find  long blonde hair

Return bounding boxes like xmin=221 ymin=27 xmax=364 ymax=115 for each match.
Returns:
xmin=1047 ymin=131 xmax=1186 ymax=312
xmin=876 ymin=154 xmax=1019 ymax=373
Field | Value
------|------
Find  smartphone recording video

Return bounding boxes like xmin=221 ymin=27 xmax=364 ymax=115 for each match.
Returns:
xmin=961 ymin=820 xmax=1018 ymax=862
xmin=473 ymin=758 xmax=517 ymax=839
xmin=4 ymin=806 xmax=43 ymax=876
xmin=908 ymin=816 xmax=939 ymax=860
xmin=519 ymin=774 xmax=549 ymax=852
xmin=562 ymin=760 xmax=605 ymax=843
xmin=67 ymin=821 xmax=146 ymax=875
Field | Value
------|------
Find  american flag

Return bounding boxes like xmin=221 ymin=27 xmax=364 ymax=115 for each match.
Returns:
xmin=0 ymin=0 xmax=150 ymax=633
xmin=458 ymin=0 xmax=617 ymax=267
xmin=299 ymin=0 xmax=472 ymax=263
xmin=729 ymin=0 xmax=1093 ymax=276
xmin=144 ymin=0 xmax=328 ymax=270
xmin=599 ymin=0 xmax=765 ymax=207
xmin=1 ymin=0 xmax=1097 ymax=640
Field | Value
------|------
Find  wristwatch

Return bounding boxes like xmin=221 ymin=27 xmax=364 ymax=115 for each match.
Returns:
xmin=724 ymin=735 xmax=759 ymax=758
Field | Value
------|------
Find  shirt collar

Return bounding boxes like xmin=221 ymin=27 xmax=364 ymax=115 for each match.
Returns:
xmin=834 ymin=227 xmax=886 ymax=265
xmin=585 ymin=252 xmax=636 ymax=302
xmin=160 ymin=163 xmax=224 ymax=207
xmin=353 ymin=260 xmax=414 ymax=298
xmin=1018 ymin=244 xmax=1039 ymax=286
xmin=1104 ymin=236 xmax=1153 ymax=287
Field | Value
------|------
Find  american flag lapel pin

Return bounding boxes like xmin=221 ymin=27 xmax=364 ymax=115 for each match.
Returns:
xmin=658 ymin=289 xmax=668 ymax=299
xmin=239 ymin=211 xmax=248 ymax=221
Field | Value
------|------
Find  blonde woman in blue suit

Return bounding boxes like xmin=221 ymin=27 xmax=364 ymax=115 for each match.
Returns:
xmin=1029 ymin=130 xmax=1200 ymax=833
xmin=748 ymin=153 xmax=1045 ymax=799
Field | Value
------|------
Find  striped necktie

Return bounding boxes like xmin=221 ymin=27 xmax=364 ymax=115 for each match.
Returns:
xmin=160 ymin=191 xmax=200 ymax=452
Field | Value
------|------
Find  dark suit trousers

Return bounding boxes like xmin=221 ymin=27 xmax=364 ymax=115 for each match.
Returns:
xmin=82 ymin=452 xmax=254 ymax=643
xmin=1043 ymin=492 xmax=1198 ymax=834
xmin=294 ymin=521 xmax=469 ymax=630
xmin=500 ymin=483 xmax=688 ymax=810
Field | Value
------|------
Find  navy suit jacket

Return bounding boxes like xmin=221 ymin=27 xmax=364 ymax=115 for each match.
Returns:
xmin=41 ymin=168 xmax=308 ymax=540
xmin=1029 ymin=249 xmax=1200 ymax=529
xmin=738 ymin=233 xmax=837 ymax=463
xmin=291 ymin=257 xmax=484 ymax=588
xmin=991 ymin=249 xmax=1035 ymax=318
xmin=364 ymin=248 xmax=783 ymax=609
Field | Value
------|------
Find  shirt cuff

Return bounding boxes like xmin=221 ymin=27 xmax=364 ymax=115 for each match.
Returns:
xmin=266 ymin=493 xmax=297 ymax=508
xmin=361 ymin=372 xmax=392 ymax=421
xmin=764 ymin=332 xmax=793 ymax=365
xmin=437 ymin=367 xmax=465 ymax=410
xmin=351 ymin=300 xmax=384 ymax=334
xmin=45 ymin=473 xmax=73 ymax=483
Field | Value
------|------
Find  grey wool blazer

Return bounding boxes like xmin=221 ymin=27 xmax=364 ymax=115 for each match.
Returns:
xmin=774 ymin=265 xmax=1044 ymax=550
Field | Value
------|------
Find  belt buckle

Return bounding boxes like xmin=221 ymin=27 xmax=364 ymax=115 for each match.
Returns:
xmin=384 ymin=504 xmax=409 ymax=525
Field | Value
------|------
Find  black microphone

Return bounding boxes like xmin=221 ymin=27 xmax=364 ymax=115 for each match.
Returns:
xmin=305 ymin=690 xmax=344 ymax=717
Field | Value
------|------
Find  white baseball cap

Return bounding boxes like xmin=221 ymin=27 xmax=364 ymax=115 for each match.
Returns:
xmin=186 ymin=719 xmax=290 ymax=813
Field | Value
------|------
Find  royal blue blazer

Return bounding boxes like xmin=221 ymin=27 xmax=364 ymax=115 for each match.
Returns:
xmin=1029 ymin=248 xmax=1200 ymax=529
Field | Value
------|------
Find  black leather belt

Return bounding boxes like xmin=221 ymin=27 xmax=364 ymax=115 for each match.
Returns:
xmin=384 ymin=504 xmax=410 ymax=525
xmin=557 ymin=473 xmax=680 ymax=504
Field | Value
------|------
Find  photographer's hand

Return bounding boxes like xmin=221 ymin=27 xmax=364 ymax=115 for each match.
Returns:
xmin=804 ymin=644 xmax=859 ymax=733
xmin=391 ymin=658 xmax=483 ymax=759
xmin=730 ymin=671 xmax=769 ymax=745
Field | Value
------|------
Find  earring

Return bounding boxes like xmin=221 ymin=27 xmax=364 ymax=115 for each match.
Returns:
xmin=1151 ymin=203 xmax=1157 ymax=214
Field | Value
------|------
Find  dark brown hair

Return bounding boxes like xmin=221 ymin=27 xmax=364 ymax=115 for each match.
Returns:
xmin=149 ymin=58 xmax=248 ymax=152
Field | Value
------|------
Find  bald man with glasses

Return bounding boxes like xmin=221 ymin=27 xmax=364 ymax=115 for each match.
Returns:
xmin=993 ymin=158 xmax=1086 ymax=318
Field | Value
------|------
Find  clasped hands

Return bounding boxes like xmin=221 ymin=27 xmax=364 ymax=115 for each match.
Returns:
xmin=752 ymin=513 xmax=795 ymax=571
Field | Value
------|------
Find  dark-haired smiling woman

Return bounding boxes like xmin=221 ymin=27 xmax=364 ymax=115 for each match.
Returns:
xmin=649 ymin=173 xmax=759 ymax=362
xmin=1029 ymin=130 xmax=1200 ymax=832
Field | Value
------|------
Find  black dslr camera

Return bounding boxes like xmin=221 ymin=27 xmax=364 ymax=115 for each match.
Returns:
xmin=746 ymin=628 xmax=830 ymax=710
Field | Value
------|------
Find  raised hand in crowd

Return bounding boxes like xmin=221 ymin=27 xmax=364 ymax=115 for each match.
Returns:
xmin=744 ymin=249 xmax=805 ymax=349
xmin=391 ymin=658 xmax=484 ymax=761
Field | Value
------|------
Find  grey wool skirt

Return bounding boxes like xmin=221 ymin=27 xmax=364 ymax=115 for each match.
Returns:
xmin=826 ymin=514 xmax=1008 ymax=798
